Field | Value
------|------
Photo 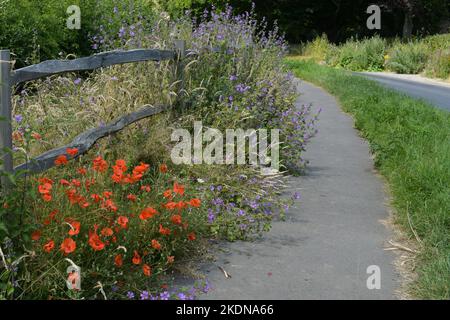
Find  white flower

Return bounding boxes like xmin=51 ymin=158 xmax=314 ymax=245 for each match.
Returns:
xmin=160 ymin=11 xmax=170 ymax=21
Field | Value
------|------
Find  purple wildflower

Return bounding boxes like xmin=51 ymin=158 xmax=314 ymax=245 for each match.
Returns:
xmin=160 ymin=291 xmax=170 ymax=300
xmin=127 ymin=291 xmax=135 ymax=299
xmin=14 ymin=114 xmax=23 ymax=123
xmin=235 ymin=83 xmax=251 ymax=93
xmin=140 ymin=291 xmax=149 ymax=300
xmin=207 ymin=209 xmax=215 ymax=223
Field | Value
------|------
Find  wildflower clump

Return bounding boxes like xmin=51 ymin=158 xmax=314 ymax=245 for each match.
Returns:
xmin=26 ymin=154 xmax=204 ymax=298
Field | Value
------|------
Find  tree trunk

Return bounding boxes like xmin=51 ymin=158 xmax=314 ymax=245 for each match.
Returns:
xmin=402 ymin=11 xmax=413 ymax=38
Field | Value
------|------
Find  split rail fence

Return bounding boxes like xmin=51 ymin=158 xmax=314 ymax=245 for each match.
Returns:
xmin=0 ymin=40 xmax=187 ymax=188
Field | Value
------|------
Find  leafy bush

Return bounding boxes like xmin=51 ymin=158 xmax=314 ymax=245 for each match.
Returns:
xmin=423 ymin=34 xmax=450 ymax=51
xmin=0 ymin=0 xmax=156 ymax=67
xmin=424 ymin=49 xmax=450 ymax=79
xmin=334 ymin=36 xmax=387 ymax=71
xmin=305 ymin=34 xmax=450 ymax=79
xmin=385 ymin=41 xmax=430 ymax=74
xmin=303 ymin=34 xmax=331 ymax=62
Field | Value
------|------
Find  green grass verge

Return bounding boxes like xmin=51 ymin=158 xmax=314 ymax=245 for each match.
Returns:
xmin=285 ymin=59 xmax=450 ymax=299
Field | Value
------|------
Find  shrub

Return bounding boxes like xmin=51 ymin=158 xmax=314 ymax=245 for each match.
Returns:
xmin=303 ymin=34 xmax=331 ymax=62
xmin=0 ymin=0 xmax=156 ymax=67
xmin=335 ymin=36 xmax=386 ymax=71
xmin=424 ymin=49 xmax=450 ymax=79
xmin=385 ymin=41 xmax=430 ymax=74
xmin=423 ymin=34 xmax=450 ymax=51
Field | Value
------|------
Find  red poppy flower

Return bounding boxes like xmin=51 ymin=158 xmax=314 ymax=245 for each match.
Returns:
xmin=189 ymin=198 xmax=201 ymax=207
xmin=117 ymin=216 xmax=129 ymax=229
xmin=164 ymin=202 xmax=176 ymax=210
xmin=60 ymin=179 xmax=71 ymax=186
xmin=38 ymin=183 xmax=52 ymax=195
xmin=173 ymin=182 xmax=185 ymax=196
xmin=167 ymin=256 xmax=175 ymax=264
xmin=163 ymin=189 xmax=172 ymax=199
xmin=90 ymin=194 xmax=101 ymax=203
xmin=159 ymin=224 xmax=171 ymax=236
xmin=32 ymin=132 xmax=42 ymax=140
xmin=131 ymin=163 xmax=149 ymax=182
xmin=77 ymin=167 xmax=87 ymax=175
xmin=79 ymin=200 xmax=90 ymax=208
xmin=66 ymin=148 xmax=79 ymax=157
xmin=103 ymin=191 xmax=113 ymax=199
xmin=140 ymin=185 xmax=151 ymax=193
xmin=101 ymin=227 xmax=114 ymax=237
xmin=93 ymin=156 xmax=108 ymax=172
xmin=50 ymin=209 xmax=59 ymax=216
xmin=88 ymin=230 xmax=105 ymax=251
xmin=171 ymin=214 xmax=182 ymax=225
xmin=71 ymin=179 xmax=81 ymax=187
xmin=38 ymin=178 xmax=53 ymax=185
xmin=42 ymin=194 xmax=52 ymax=202
xmin=102 ymin=199 xmax=117 ymax=212
xmin=127 ymin=194 xmax=137 ymax=202
xmin=176 ymin=201 xmax=187 ymax=210
xmin=67 ymin=220 xmax=81 ymax=236
xmin=159 ymin=164 xmax=168 ymax=173
xmin=114 ymin=254 xmax=123 ymax=267
xmin=54 ymin=155 xmax=68 ymax=166
xmin=139 ymin=207 xmax=158 ymax=220
xmin=60 ymin=238 xmax=76 ymax=255
xmin=151 ymin=239 xmax=161 ymax=250
xmin=187 ymin=232 xmax=196 ymax=241
xmin=43 ymin=240 xmax=55 ymax=253
xmin=132 ymin=251 xmax=141 ymax=265
xmin=142 ymin=264 xmax=151 ymax=277
xmin=31 ymin=230 xmax=41 ymax=241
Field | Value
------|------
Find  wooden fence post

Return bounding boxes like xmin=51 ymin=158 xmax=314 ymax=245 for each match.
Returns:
xmin=174 ymin=40 xmax=186 ymax=109
xmin=0 ymin=50 xmax=13 ymax=190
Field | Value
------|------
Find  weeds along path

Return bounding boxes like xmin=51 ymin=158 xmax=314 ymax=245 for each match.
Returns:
xmin=197 ymin=80 xmax=400 ymax=299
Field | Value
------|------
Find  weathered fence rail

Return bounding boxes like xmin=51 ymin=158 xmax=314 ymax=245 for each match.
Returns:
xmin=0 ymin=41 xmax=186 ymax=188
xmin=11 ymin=49 xmax=176 ymax=85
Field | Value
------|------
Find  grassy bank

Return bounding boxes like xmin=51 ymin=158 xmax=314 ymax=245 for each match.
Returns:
xmin=285 ymin=59 xmax=450 ymax=299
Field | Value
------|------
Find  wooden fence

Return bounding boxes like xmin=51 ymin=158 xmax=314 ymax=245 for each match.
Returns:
xmin=0 ymin=40 xmax=187 ymax=188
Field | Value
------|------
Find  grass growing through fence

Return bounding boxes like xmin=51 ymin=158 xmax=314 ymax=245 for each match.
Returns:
xmin=285 ymin=59 xmax=450 ymax=299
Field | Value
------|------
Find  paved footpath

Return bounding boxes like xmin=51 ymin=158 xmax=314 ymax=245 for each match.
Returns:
xmin=198 ymin=80 xmax=400 ymax=299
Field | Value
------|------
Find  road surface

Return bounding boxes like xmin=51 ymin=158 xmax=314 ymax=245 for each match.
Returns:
xmin=355 ymin=72 xmax=450 ymax=111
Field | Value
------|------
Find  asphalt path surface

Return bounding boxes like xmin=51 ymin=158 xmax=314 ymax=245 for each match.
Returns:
xmin=355 ymin=72 xmax=450 ymax=111
xmin=193 ymin=80 xmax=399 ymax=300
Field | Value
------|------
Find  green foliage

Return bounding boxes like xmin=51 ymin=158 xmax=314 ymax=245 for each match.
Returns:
xmin=423 ymin=34 xmax=450 ymax=51
xmin=424 ymin=49 xmax=450 ymax=79
xmin=302 ymin=34 xmax=331 ymax=62
xmin=0 ymin=0 xmax=157 ymax=67
xmin=286 ymin=59 xmax=450 ymax=300
xmin=302 ymin=34 xmax=450 ymax=79
xmin=333 ymin=36 xmax=387 ymax=71
xmin=386 ymin=41 xmax=430 ymax=74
